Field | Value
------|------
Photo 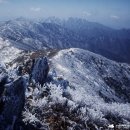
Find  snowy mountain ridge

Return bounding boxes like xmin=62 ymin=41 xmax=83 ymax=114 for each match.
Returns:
xmin=0 ymin=37 xmax=21 ymax=63
xmin=51 ymin=48 xmax=130 ymax=103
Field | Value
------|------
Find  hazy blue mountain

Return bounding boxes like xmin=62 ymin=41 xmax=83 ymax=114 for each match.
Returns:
xmin=0 ymin=18 xmax=82 ymax=50
xmin=62 ymin=18 xmax=130 ymax=63
xmin=0 ymin=17 xmax=130 ymax=63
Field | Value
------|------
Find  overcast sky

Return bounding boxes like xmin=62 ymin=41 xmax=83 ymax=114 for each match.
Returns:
xmin=0 ymin=0 xmax=130 ymax=29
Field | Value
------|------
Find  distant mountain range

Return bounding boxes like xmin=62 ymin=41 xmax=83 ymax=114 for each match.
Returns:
xmin=0 ymin=17 xmax=130 ymax=63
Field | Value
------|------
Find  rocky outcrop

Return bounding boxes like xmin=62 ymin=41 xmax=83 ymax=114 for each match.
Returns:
xmin=0 ymin=73 xmax=8 ymax=97
xmin=0 ymin=73 xmax=26 ymax=130
xmin=31 ymin=57 xmax=49 ymax=86
xmin=0 ymin=56 xmax=50 ymax=130
xmin=16 ymin=57 xmax=49 ymax=86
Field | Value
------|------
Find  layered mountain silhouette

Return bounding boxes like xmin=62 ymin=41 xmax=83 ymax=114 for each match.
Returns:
xmin=0 ymin=17 xmax=130 ymax=63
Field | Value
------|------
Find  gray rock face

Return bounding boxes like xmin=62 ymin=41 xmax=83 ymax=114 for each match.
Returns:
xmin=0 ymin=73 xmax=8 ymax=97
xmin=31 ymin=57 xmax=49 ymax=86
xmin=0 ymin=56 xmax=50 ymax=130
xmin=0 ymin=71 xmax=26 ymax=130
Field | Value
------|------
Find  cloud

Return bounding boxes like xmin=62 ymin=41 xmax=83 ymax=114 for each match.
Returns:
xmin=110 ymin=15 xmax=120 ymax=20
xmin=83 ymin=11 xmax=92 ymax=17
xmin=30 ymin=7 xmax=41 ymax=12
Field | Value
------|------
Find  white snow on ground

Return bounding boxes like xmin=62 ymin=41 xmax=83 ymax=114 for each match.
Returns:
xmin=51 ymin=48 xmax=130 ymax=121
xmin=51 ymin=48 xmax=118 ymax=102
xmin=0 ymin=37 xmax=21 ymax=63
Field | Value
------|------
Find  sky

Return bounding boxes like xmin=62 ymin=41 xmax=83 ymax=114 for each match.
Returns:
xmin=0 ymin=0 xmax=130 ymax=29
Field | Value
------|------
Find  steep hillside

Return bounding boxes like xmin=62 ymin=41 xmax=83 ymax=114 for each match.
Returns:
xmin=51 ymin=48 xmax=130 ymax=103
xmin=0 ymin=47 xmax=130 ymax=129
